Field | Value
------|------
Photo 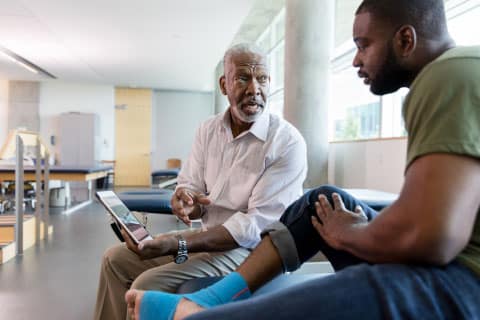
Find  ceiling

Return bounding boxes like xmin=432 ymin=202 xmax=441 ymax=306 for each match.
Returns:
xmin=0 ymin=0 xmax=255 ymax=91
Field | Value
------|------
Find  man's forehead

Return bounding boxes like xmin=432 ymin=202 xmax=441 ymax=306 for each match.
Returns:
xmin=236 ymin=62 xmax=268 ymax=68
xmin=353 ymin=12 xmax=373 ymax=35
xmin=229 ymin=50 xmax=266 ymax=63
xmin=353 ymin=11 xmax=390 ymax=41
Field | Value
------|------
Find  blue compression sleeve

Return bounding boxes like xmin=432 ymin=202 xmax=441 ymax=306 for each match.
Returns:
xmin=139 ymin=272 xmax=251 ymax=320
xmin=184 ymin=272 xmax=251 ymax=307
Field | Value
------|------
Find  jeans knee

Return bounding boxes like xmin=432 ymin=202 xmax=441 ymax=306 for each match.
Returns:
xmin=312 ymin=184 xmax=341 ymax=197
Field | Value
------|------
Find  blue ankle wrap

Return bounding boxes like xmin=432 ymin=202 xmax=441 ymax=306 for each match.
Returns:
xmin=184 ymin=272 xmax=251 ymax=308
xmin=139 ymin=272 xmax=251 ymax=320
xmin=140 ymin=291 xmax=182 ymax=320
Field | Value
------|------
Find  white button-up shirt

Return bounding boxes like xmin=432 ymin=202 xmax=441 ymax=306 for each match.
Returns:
xmin=176 ymin=109 xmax=307 ymax=248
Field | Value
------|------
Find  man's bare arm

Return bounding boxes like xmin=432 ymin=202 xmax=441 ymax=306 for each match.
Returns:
xmin=336 ymin=153 xmax=480 ymax=265
xmin=122 ymin=226 xmax=239 ymax=260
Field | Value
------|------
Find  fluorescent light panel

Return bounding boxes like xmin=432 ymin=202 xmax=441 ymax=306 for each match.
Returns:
xmin=0 ymin=46 xmax=55 ymax=78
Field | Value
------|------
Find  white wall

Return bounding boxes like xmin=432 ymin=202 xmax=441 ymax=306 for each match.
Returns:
xmin=0 ymin=80 xmax=8 ymax=147
xmin=39 ymin=81 xmax=115 ymax=162
xmin=328 ymin=138 xmax=407 ymax=193
xmin=152 ymin=90 xmax=214 ymax=171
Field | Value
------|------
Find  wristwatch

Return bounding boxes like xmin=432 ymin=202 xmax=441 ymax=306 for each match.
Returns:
xmin=174 ymin=234 xmax=188 ymax=264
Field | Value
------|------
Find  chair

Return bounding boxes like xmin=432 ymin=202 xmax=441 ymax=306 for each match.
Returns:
xmin=167 ymin=158 xmax=181 ymax=169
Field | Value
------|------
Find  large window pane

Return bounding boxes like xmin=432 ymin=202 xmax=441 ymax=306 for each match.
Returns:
xmin=270 ymin=42 xmax=285 ymax=92
xmin=273 ymin=11 xmax=285 ymax=44
xmin=268 ymin=90 xmax=284 ymax=118
xmin=448 ymin=5 xmax=480 ymax=45
xmin=257 ymin=9 xmax=286 ymax=118
xmin=330 ymin=66 xmax=380 ymax=140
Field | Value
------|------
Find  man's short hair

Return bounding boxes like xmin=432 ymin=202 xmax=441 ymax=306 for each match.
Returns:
xmin=356 ymin=0 xmax=448 ymax=40
xmin=223 ymin=43 xmax=268 ymax=70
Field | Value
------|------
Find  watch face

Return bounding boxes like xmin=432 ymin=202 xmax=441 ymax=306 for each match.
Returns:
xmin=175 ymin=254 xmax=188 ymax=264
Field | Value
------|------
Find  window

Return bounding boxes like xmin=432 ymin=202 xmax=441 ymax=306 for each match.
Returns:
xmin=330 ymin=0 xmax=479 ymax=141
xmin=257 ymin=9 xmax=285 ymax=118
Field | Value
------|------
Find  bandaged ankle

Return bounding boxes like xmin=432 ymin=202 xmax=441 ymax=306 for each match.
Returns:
xmin=184 ymin=272 xmax=251 ymax=307
xmin=140 ymin=291 xmax=182 ymax=320
xmin=139 ymin=272 xmax=251 ymax=320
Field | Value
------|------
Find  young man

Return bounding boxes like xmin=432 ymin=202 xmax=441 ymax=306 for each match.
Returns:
xmin=126 ymin=1 xmax=480 ymax=319
xmin=93 ymin=43 xmax=307 ymax=320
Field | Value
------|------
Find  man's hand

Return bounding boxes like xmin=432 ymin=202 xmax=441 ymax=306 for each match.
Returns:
xmin=171 ymin=188 xmax=211 ymax=226
xmin=311 ymin=193 xmax=368 ymax=250
xmin=121 ymin=228 xmax=176 ymax=260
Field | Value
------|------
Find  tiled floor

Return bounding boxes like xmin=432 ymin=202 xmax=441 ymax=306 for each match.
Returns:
xmin=0 ymin=201 xmax=179 ymax=320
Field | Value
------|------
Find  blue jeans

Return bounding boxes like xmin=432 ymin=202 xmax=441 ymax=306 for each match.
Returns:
xmin=187 ymin=185 xmax=480 ymax=319
xmin=187 ymin=262 xmax=480 ymax=319
xmin=278 ymin=185 xmax=379 ymax=270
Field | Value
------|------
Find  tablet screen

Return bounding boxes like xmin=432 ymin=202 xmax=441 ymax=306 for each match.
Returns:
xmin=98 ymin=191 xmax=152 ymax=242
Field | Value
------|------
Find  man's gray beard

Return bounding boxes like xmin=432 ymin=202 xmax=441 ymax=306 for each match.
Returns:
xmin=234 ymin=106 xmax=264 ymax=123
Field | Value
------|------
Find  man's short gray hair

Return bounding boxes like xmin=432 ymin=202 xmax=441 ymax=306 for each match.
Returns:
xmin=223 ymin=43 xmax=268 ymax=69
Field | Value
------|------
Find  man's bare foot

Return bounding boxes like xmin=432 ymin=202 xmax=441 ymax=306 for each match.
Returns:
xmin=125 ymin=289 xmax=145 ymax=320
xmin=174 ymin=298 xmax=205 ymax=320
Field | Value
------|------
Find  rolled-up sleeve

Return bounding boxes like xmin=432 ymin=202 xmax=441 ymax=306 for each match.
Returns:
xmin=223 ymin=135 xmax=307 ymax=248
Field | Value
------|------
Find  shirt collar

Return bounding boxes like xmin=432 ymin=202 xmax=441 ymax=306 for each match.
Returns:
xmin=222 ymin=107 xmax=269 ymax=142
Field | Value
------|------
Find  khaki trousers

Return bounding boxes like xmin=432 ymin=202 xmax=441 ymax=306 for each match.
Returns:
xmin=93 ymin=229 xmax=250 ymax=320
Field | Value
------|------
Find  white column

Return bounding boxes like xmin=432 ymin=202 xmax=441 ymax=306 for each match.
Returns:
xmin=284 ymin=0 xmax=334 ymax=188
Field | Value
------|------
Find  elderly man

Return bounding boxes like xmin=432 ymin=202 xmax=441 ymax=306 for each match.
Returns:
xmin=93 ymin=43 xmax=307 ymax=320
xmin=125 ymin=1 xmax=480 ymax=319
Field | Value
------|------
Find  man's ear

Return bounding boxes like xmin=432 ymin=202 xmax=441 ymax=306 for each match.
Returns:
xmin=219 ymin=75 xmax=227 ymax=95
xmin=394 ymin=25 xmax=416 ymax=57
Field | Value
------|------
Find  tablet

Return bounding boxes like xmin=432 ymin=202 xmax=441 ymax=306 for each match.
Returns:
xmin=96 ymin=190 xmax=153 ymax=244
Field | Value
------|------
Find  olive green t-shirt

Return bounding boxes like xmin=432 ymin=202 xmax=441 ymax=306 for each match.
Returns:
xmin=403 ymin=46 xmax=480 ymax=276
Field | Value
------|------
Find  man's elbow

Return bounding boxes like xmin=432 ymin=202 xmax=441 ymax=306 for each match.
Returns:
xmin=416 ymin=232 xmax=470 ymax=266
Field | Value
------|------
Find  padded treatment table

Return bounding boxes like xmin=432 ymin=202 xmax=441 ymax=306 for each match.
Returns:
xmin=151 ymin=169 xmax=179 ymax=187
xmin=119 ymin=188 xmax=173 ymax=214
xmin=344 ymin=188 xmax=398 ymax=211
xmin=151 ymin=169 xmax=180 ymax=178
xmin=0 ymin=165 xmax=113 ymax=214
xmin=118 ymin=187 xmax=398 ymax=218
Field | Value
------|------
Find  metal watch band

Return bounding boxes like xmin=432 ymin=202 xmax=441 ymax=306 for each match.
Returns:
xmin=174 ymin=234 xmax=188 ymax=264
xmin=177 ymin=235 xmax=187 ymax=254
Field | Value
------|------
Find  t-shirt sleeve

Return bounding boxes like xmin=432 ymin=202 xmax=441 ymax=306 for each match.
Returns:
xmin=404 ymin=57 xmax=480 ymax=168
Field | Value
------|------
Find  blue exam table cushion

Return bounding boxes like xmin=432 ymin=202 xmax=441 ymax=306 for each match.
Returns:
xmin=151 ymin=169 xmax=180 ymax=177
xmin=119 ymin=189 xmax=173 ymax=213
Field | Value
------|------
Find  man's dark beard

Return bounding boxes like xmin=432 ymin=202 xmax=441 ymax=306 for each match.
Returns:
xmin=370 ymin=43 xmax=413 ymax=95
